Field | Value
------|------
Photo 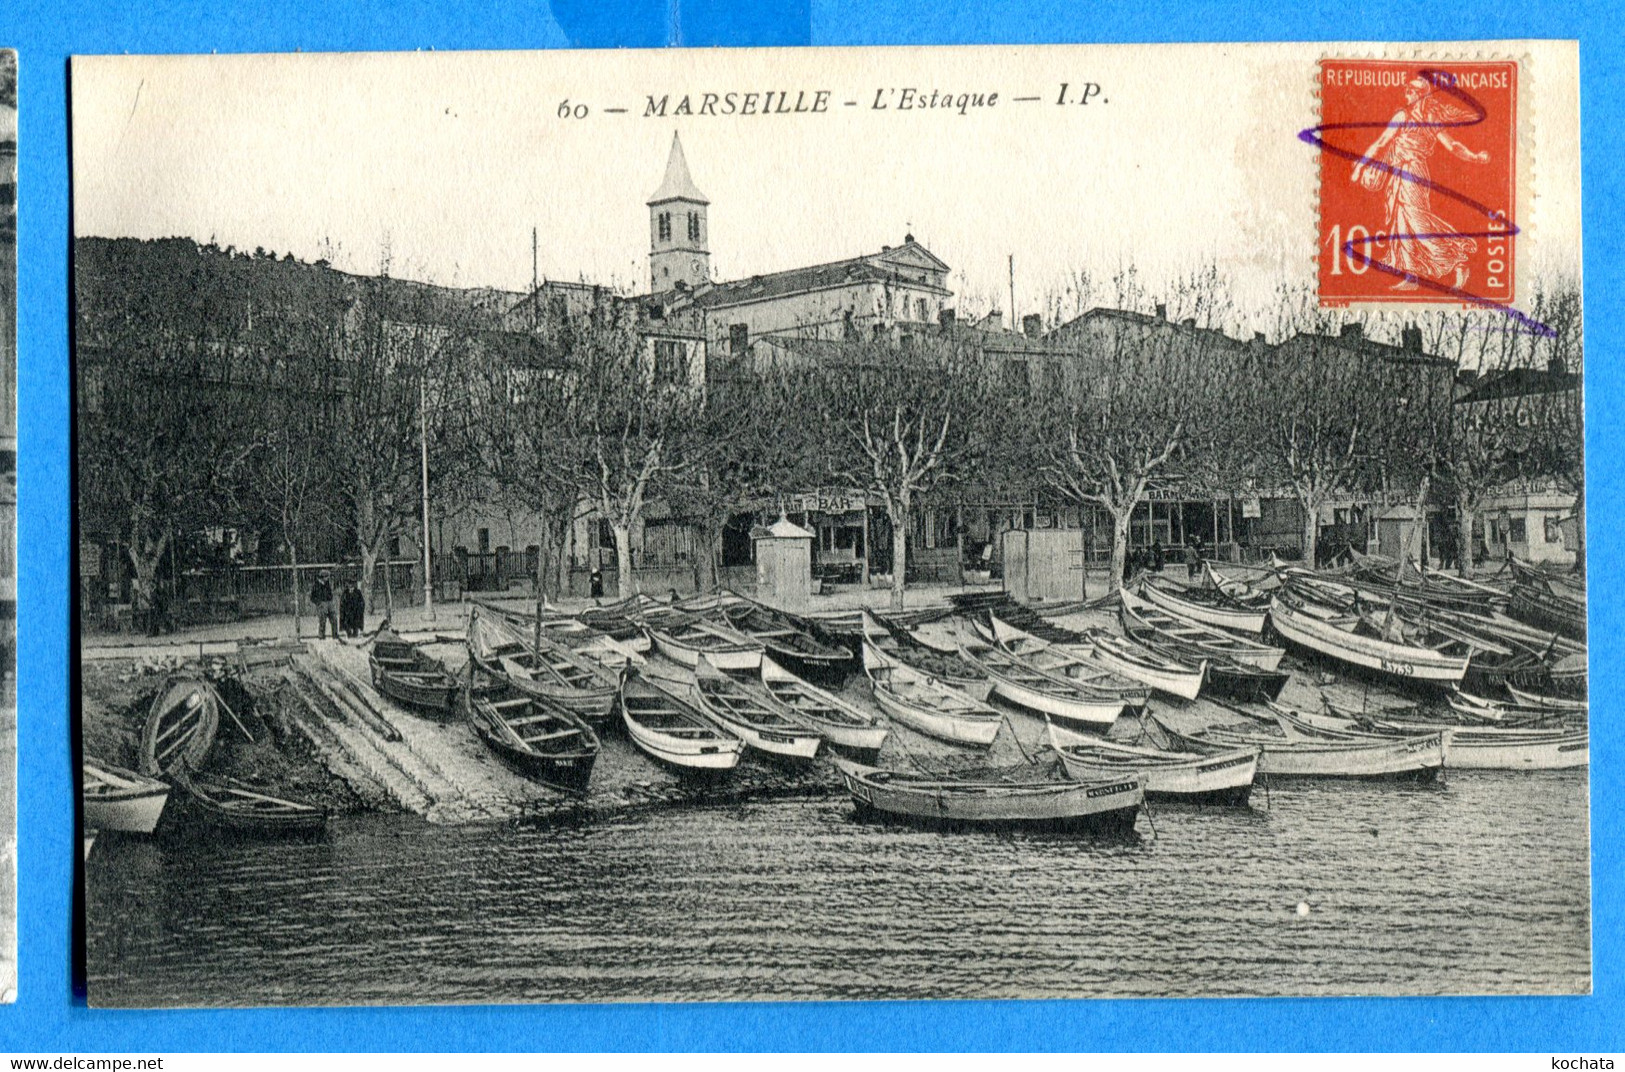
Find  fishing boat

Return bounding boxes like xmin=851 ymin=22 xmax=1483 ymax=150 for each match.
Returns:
xmin=1046 ymin=719 xmax=1258 ymax=806
xmin=577 ymin=596 xmax=659 ymax=652
xmin=467 ymin=686 xmax=601 ymax=794
xmin=708 ymin=592 xmax=854 ymax=685
xmin=642 ymin=611 xmax=765 ymax=671
xmin=82 ymin=760 xmax=171 ymax=835
xmin=833 ymin=758 xmax=1143 ymax=834
xmin=172 ymin=769 xmax=328 ymax=836
xmin=1505 ymin=683 xmax=1589 ymax=713
xmin=619 ymin=672 xmax=745 ymax=772
xmin=1120 ymin=587 xmax=1285 ymax=670
xmin=1202 ymin=559 xmax=1284 ymax=597
xmin=758 ymin=656 xmax=890 ymax=762
xmin=862 ymin=640 xmax=1004 ymax=747
xmin=1267 ymin=589 xmax=1469 ymax=689
xmin=861 ymin=608 xmax=993 ymax=701
xmin=1083 ymin=631 xmax=1205 ymax=701
xmin=953 ymin=633 xmax=1125 ymax=732
xmin=982 ymin=614 xmax=1151 ymax=711
xmin=368 ymin=628 xmax=460 ymax=718
xmin=139 ymin=678 xmax=221 ymax=777
xmin=1271 ymin=702 xmax=1587 ymax=771
xmin=1139 ymin=575 xmax=1269 ymax=634
xmin=690 ymin=656 xmax=822 ymax=760
xmin=467 ymin=610 xmax=620 ymax=723
xmin=1156 ymin=714 xmax=1446 ymax=781
xmin=1506 ymin=559 xmax=1586 ymax=641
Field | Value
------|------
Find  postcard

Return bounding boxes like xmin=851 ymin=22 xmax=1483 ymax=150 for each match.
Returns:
xmin=72 ymin=42 xmax=1585 ymax=1006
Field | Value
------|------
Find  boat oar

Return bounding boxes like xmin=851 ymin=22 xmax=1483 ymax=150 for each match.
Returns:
xmin=210 ymin=683 xmax=257 ymax=745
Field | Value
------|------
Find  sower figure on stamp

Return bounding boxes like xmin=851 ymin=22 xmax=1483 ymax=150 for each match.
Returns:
xmin=310 ymin=568 xmax=340 ymax=640
xmin=1350 ymin=75 xmax=1491 ymax=291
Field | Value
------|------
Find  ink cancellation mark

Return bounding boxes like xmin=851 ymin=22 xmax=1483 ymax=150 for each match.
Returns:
xmin=1308 ymin=59 xmax=1518 ymax=309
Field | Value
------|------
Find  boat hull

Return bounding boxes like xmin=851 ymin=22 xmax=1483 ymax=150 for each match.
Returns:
xmin=986 ymin=674 xmax=1123 ymax=731
xmin=471 ymin=719 xmax=598 ymax=794
xmin=1207 ymin=729 xmax=1447 ymax=780
xmin=619 ymin=680 xmax=746 ymax=772
xmin=649 ymin=629 xmax=763 ymax=671
xmin=369 ymin=659 xmax=459 ymax=718
xmin=1086 ymin=639 xmax=1204 ymax=701
xmin=869 ymin=681 xmax=1002 ymax=747
xmin=837 ymin=762 xmax=1143 ymax=834
xmin=1268 ymin=596 xmax=1469 ymax=688
xmin=1141 ymin=578 xmax=1267 ymax=634
xmin=1056 ymin=746 xmax=1257 ymax=805
xmin=82 ymin=770 xmax=171 ymax=835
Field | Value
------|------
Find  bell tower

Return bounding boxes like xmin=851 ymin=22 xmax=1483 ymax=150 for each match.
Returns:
xmin=648 ymin=132 xmax=709 ymax=291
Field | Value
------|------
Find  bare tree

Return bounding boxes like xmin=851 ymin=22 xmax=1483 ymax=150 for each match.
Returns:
xmin=804 ymin=333 xmax=995 ymax=609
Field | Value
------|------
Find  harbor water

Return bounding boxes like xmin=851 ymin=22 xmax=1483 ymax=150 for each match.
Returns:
xmin=86 ymin=766 xmax=1589 ymax=1005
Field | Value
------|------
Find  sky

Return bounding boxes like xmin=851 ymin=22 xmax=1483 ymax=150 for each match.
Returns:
xmin=71 ymin=42 xmax=1581 ymax=333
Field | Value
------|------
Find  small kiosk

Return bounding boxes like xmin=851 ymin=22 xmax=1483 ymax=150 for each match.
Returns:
xmin=752 ymin=516 xmax=815 ymax=607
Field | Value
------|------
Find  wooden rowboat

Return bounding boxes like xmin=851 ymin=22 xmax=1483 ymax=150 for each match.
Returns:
xmin=642 ymin=612 xmax=765 ymax=672
xmin=1505 ymin=683 xmax=1589 ymax=713
xmin=1268 ymin=590 xmax=1469 ymax=689
xmin=82 ymin=760 xmax=171 ymax=835
xmin=691 ymin=655 xmax=822 ymax=761
xmin=862 ymin=640 xmax=1004 ymax=748
xmin=833 ymin=758 xmax=1143 ymax=834
xmin=983 ymin=614 xmax=1150 ymax=710
xmin=953 ymin=631 xmax=1125 ymax=732
xmin=1140 ymin=574 xmax=1269 ymax=634
xmin=1270 ymin=702 xmax=1587 ymax=771
xmin=172 ymin=769 xmax=327 ymax=836
xmin=1084 ymin=631 xmax=1205 ymax=701
xmin=1120 ymin=587 xmax=1285 ymax=670
xmin=861 ymin=609 xmax=993 ymax=701
xmin=710 ymin=592 xmax=854 ymax=685
xmin=139 ymin=678 xmax=221 ymax=778
xmin=369 ymin=628 xmax=460 ymax=718
xmin=1156 ymin=714 xmax=1446 ymax=781
xmin=467 ymin=610 xmax=619 ymax=723
xmin=467 ymin=686 xmax=600 ymax=794
xmin=758 ymin=656 xmax=889 ymax=762
xmin=1046 ymin=719 xmax=1258 ymax=806
xmin=619 ymin=672 xmax=745 ymax=772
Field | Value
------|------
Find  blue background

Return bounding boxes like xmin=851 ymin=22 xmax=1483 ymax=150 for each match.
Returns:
xmin=13 ymin=0 xmax=1620 ymax=1051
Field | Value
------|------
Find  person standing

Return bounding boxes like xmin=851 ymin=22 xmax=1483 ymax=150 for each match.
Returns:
xmin=341 ymin=579 xmax=365 ymax=639
xmin=310 ymin=569 xmax=339 ymax=640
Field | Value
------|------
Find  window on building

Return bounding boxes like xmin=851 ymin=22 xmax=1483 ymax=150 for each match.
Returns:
xmin=388 ymin=536 xmax=402 ymax=559
xmin=658 ymin=212 xmax=672 ymax=242
xmin=687 ymin=212 xmax=701 ymax=242
xmin=1003 ymin=359 xmax=1031 ymax=394
xmin=654 ymin=339 xmax=685 ymax=384
xmin=477 ymin=528 xmax=490 ymax=554
xmin=1544 ymin=515 xmax=1563 ymax=544
xmin=1508 ymin=517 xmax=1528 ymax=544
xmin=729 ymin=323 xmax=750 ymax=354
xmin=917 ymin=298 xmax=928 ymax=321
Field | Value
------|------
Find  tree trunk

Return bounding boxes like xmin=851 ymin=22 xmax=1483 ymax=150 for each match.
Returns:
xmin=359 ymin=544 xmax=379 ymax=611
xmin=1571 ymin=481 xmax=1586 ymax=574
xmin=693 ymin=514 xmax=723 ymax=595
xmin=1457 ymin=488 xmax=1477 ymax=580
xmin=288 ymin=539 xmax=303 ymax=639
xmin=382 ymin=547 xmax=395 ymax=617
xmin=1107 ymin=505 xmax=1132 ymax=594
xmin=556 ymin=511 xmax=574 ymax=597
xmin=1299 ymin=491 xmax=1320 ymax=568
xmin=126 ymin=525 xmax=169 ymax=633
xmin=889 ymin=509 xmax=909 ymax=610
xmin=613 ymin=521 xmax=635 ymax=597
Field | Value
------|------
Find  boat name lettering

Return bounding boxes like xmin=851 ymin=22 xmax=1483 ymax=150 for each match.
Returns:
xmin=761 ymin=732 xmax=794 ymax=744
xmin=1379 ymin=659 xmax=1417 ymax=676
xmin=1086 ymin=782 xmax=1137 ymax=798
xmin=1198 ymin=756 xmax=1255 ymax=773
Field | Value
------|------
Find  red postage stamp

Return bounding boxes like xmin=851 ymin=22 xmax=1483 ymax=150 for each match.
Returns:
xmin=1315 ymin=58 xmax=1518 ymax=306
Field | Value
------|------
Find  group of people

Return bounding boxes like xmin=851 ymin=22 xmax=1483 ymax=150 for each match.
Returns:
xmin=309 ymin=570 xmax=368 ymax=640
xmin=1123 ymin=536 xmax=1207 ymax=583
